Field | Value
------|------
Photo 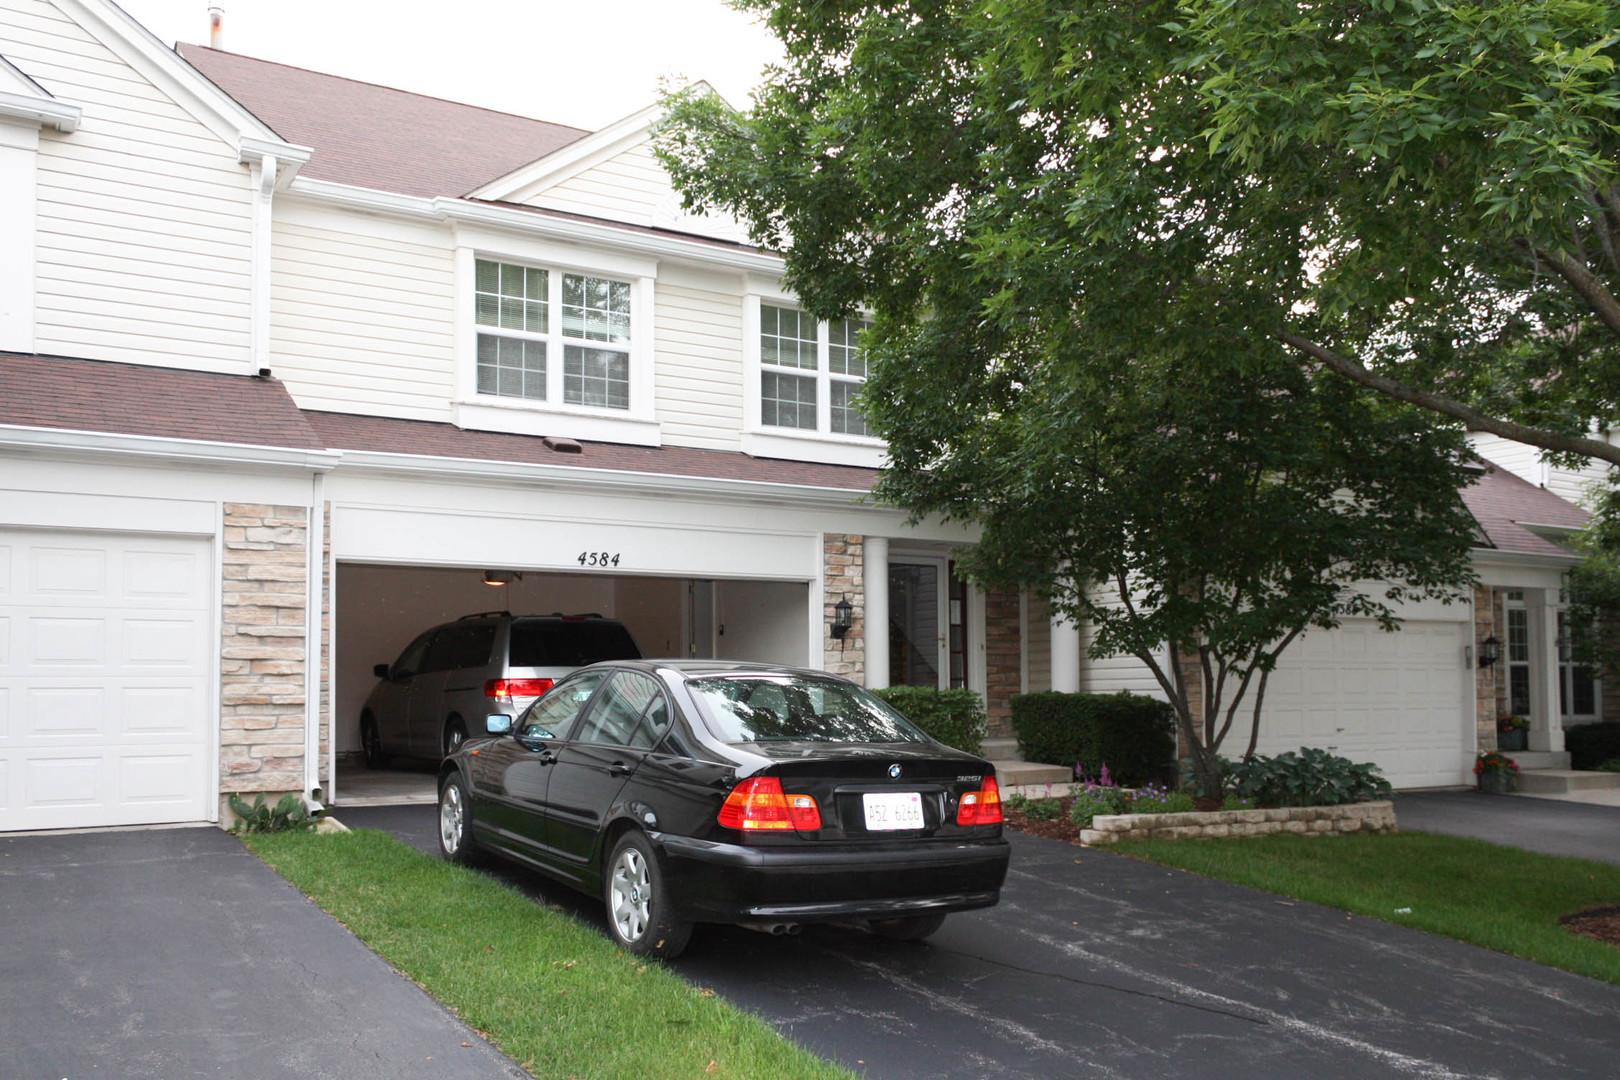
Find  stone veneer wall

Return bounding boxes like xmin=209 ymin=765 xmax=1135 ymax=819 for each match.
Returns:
xmin=1475 ymin=584 xmax=1501 ymax=751
xmin=319 ymin=502 xmax=331 ymax=789
xmin=1080 ymin=801 xmax=1397 ymax=845
xmin=984 ymin=591 xmax=1022 ymax=737
xmin=219 ymin=503 xmax=309 ymax=798
xmin=823 ymin=534 xmax=865 ymax=682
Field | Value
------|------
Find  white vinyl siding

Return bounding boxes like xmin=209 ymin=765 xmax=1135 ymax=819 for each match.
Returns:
xmin=5 ymin=0 xmax=255 ymax=372
xmin=653 ymin=283 xmax=744 ymax=450
xmin=1076 ymin=582 xmax=1166 ymax=697
xmin=270 ymin=220 xmax=457 ymax=421
xmin=523 ymin=138 xmax=754 ymax=245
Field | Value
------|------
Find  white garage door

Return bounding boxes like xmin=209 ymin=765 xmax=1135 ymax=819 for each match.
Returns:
xmin=1256 ymin=619 xmax=1469 ymax=789
xmin=0 ymin=528 xmax=214 ymax=831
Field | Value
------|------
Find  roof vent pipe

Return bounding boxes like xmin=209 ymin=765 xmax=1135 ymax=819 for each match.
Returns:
xmin=208 ymin=6 xmax=224 ymax=49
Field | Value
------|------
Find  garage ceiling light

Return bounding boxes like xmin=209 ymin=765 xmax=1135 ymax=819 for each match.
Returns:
xmin=483 ymin=570 xmax=522 ymax=586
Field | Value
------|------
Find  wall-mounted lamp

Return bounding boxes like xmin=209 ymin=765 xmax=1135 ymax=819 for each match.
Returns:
xmin=830 ymin=595 xmax=854 ymax=642
xmin=1477 ymin=635 xmax=1500 ymax=669
xmin=483 ymin=569 xmax=522 ymax=586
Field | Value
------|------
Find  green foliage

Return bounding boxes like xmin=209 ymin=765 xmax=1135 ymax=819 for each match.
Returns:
xmin=1565 ymin=722 xmax=1620 ymax=770
xmin=1011 ymin=692 xmax=1176 ymax=787
xmin=871 ymin=686 xmax=987 ymax=755
xmin=1598 ymin=759 xmax=1620 ymax=773
xmin=1128 ymin=785 xmax=1198 ymax=816
xmin=1220 ymin=794 xmax=1255 ymax=812
xmin=1228 ymin=748 xmax=1394 ymax=807
xmin=1069 ymin=784 xmax=1130 ymax=829
xmin=229 ymin=793 xmax=316 ymax=834
xmin=1011 ymin=794 xmax=1064 ymax=822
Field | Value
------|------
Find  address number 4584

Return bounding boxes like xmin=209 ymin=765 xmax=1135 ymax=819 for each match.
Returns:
xmin=578 ymin=551 xmax=621 ymax=568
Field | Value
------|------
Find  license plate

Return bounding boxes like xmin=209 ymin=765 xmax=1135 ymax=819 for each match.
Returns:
xmin=863 ymin=791 xmax=924 ymax=831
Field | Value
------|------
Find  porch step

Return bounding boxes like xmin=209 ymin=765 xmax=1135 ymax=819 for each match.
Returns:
xmin=991 ymin=759 xmax=1075 ymax=787
xmin=1507 ymin=751 xmax=1571 ymax=770
xmin=980 ymin=736 xmax=1021 ymax=760
xmin=1516 ymin=769 xmax=1620 ymax=795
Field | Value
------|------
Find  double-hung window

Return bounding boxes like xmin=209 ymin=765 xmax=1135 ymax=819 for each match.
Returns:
xmin=475 ymin=259 xmax=633 ymax=410
xmin=758 ymin=303 xmax=875 ymax=440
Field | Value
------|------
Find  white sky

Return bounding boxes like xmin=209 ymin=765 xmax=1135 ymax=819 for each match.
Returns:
xmin=111 ymin=0 xmax=785 ymax=130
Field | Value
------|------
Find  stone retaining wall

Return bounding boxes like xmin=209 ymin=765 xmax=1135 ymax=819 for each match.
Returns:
xmin=1079 ymin=800 xmax=1397 ymax=845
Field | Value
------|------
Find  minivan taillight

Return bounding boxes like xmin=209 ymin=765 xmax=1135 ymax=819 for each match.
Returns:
xmin=718 ymin=777 xmax=822 ymax=831
xmin=956 ymin=775 xmax=1002 ymax=826
xmin=485 ymin=678 xmax=554 ymax=699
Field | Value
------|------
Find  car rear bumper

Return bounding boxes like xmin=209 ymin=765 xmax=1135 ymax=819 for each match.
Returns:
xmin=653 ymin=833 xmax=1011 ymax=923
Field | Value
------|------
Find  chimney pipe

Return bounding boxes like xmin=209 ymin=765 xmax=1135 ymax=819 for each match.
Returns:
xmin=208 ymin=6 xmax=224 ymax=49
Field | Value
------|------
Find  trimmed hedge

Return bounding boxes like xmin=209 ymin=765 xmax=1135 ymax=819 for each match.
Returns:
xmin=1011 ymin=691 xmax=1175 ymax=786
xmin=872 ymin=686 xmax=987 ymax=755
xmin=1566 ymin=722 xmax=1620 ymax=771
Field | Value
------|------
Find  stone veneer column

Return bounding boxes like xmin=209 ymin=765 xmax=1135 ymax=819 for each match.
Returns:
xmin=219 ymin=503 xmax=309 ymax=802
xmin=318 ymin=501 xmax=332 ymax=790
xmin=983 ymin=591 xmax=1022 ymax=737
xmin=823 ymin=534 xmax=865 ymax=681
xmin=1474 ymin=585 xmax=1500 ymax=751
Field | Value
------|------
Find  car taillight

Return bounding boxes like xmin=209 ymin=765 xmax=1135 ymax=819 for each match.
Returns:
xmin=717 ymin=777 xmax=822 ymax=831
xmin=484 ymin=678 xmax=554 ymax=699
xmin=957 ymin=775 xmax=1003 ymax=826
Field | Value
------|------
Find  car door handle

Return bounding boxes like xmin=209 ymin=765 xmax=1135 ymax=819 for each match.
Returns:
xmin=537 ymin=750 xmax=558 ymax=765
xmin=608 ymin=761 xmax=633 ymax=776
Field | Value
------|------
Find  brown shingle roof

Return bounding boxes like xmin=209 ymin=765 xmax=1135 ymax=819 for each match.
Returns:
xmin=177 ymin=45 xmax=588 ymax=198
xmin=1462 ymin=461 xmax=1590 ymax=557
xmin=303 ymin=411 xmax=878 ymax=492
xmin=0 ymin=351 xmax=325 ymax=450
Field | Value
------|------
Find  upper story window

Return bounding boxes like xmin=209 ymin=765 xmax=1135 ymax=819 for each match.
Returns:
xmin=475 ymin=259 xmax=633 ymax=410
xmin=759 ymin=304 xmax=874 ymax=438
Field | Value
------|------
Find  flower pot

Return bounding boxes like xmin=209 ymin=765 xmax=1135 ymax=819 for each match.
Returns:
xmin=1478 ymin=772 xmax=1516 ymax=795
xmin=1498 ymin=730 xmax=1527 ymax=752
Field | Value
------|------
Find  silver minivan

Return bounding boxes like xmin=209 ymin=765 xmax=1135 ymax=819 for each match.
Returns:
xmin=359 ymin=612 xmax=641 ymax=765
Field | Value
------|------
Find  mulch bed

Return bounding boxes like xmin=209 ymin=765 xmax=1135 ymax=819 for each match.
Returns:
xmin=1561 ymin=906 xmax=1620 ymax=949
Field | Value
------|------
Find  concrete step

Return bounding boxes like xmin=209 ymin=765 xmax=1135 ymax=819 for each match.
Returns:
xmin=981 ymin=736 xmax=1021 ymax=760
xmin=1517 ymin=769 xmax=1620 ymax=795
xmin=1507 ymin=751 xmax=1571 ymax=770
xmin=990 ymin=759 xmax=1074 ymax=787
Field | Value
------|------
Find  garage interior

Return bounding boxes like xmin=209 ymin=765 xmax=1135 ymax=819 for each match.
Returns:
xmin=330 ymin=563 xmax=810 ymax=803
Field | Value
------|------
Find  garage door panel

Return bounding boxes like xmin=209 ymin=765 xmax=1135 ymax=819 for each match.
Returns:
xmin=1 ymin=528 xmax=213 ymax=830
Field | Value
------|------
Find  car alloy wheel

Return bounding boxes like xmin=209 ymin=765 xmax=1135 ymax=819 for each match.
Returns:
xmin=438 ymin=776 xmax=482 ymax=866
xmin=603 ymin=832 xmax=692 ymax=959
xmin=609 ymin=846 xmax=651 ymax=943
xmin=443 ymin=718 xmax=467 ymax=758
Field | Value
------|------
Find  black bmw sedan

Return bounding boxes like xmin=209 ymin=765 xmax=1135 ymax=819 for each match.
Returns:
xmin=436 ymin=660 xmax=1011 ymax=959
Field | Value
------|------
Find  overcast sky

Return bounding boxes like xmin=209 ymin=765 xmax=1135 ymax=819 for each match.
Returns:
xmin=113 ymin=0 xmax=785 ymax=130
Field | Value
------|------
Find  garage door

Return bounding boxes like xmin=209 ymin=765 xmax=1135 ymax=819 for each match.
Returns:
xmin=1256 ymin=619 xmax=1468 ymax=789
xmin=0 ymin=529 xmax=213 ymax=831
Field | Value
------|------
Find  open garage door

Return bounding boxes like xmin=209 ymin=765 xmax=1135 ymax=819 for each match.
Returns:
xmin=0 ymin=528 xmax=214 ymax=831
xmin=1255 ymin=618 xmax=1471 ymax=789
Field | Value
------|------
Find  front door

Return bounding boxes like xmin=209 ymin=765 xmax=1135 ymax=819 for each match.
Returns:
xmin=889 ymin=559 xmax=947 ymax=688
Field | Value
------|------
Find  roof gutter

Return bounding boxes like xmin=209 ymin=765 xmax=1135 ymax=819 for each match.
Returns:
xmin=0 ymin=423 xmax=342 ymax=472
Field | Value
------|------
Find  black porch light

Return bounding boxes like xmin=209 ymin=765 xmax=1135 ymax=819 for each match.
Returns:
xmin=830 ymin=595 xmax=854 ymax=641
xmin=1478 ymin=635 xmax=1500 ymax=668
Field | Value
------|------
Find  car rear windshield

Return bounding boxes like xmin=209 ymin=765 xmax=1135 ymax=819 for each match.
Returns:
xmin=687 ymin=675 xmax=928 ymax=744
xmin=509 ymin=620 xmax=641 ymax=667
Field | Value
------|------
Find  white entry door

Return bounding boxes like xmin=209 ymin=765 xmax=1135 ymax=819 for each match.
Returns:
xmin=1255 ymin=618 xmax=1470 ymax=790
xmin=0 ymin=528 xmax=214 ymax=830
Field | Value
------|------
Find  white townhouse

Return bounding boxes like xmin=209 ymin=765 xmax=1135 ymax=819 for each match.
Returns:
xmin=0 ymin=0 xmax=1605 ymax=832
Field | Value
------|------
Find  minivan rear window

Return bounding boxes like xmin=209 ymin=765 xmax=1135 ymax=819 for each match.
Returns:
xmin=509 ymin=620 xmax=641 ymax=667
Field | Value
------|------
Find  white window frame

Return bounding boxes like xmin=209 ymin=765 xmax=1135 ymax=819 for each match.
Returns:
xmin=742 ymin=291 xmax=886 ymax=468
xmin=452 ymin=238 xmax=659 ymax=446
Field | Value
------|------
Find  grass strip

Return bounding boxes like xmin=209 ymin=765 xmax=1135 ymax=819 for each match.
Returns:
xmin=1111 ymin=831 xmax=1620 ymax=984
xmin=245 ymin=829 xmax=854 ymax=1080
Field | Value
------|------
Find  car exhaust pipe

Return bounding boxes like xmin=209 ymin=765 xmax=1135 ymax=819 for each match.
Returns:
xmin=740 ymin=921 xmax=802 ymax=937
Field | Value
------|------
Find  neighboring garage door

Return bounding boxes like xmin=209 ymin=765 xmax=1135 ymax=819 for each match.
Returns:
xmin=0 ymin=528 xmax=213 ymax=831
xmin=1257 ymin=618 xmax=1469 ymax=789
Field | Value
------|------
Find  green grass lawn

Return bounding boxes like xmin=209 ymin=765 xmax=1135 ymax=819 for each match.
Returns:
xmin=1112 ymin=830 xmax=1620 ymax=984
xmin=244 ymin=829 xmax=853 ymax=1080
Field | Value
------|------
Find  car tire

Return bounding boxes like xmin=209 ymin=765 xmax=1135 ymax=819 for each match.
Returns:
xmin=868 ymin=912 xmax=948 ymax=941
xmin=438 ymin=774 xmax=483 ymax=866
xmin=361 ymin=713 xmax=387 ymax=770
xmin=442 ymin=717 xmax=468 ymax=758
xmin=604 ymin=831 xmax=692 ymax=960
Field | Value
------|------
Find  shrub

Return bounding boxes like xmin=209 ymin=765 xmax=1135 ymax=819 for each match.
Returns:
xmin=229 ymin=793 xmax=317 ymax=834
xmin=1069 ymin=783 xmax=1130 ymax=828
xmin=1566 ymin=722 xmax=1620 ymax=771
xmin=1598 ymin=759 xmax=1620 ymax=774
xmin=1221 ymin=794 xmax=1254 ymax=811
xmin=1011 ymin=691 xmax=1175 ymax=786
xmin=872 ymin=686 xmax=987 ymax=755
xmin=1128 ymin=785 xmax=1197 ymax=815
xmin=1227 ymin=748 xmax=1393 ymax=807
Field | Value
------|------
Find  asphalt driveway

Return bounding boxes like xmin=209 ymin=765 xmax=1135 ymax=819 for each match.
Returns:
xmin=0 ymin=826 xmax=523 ymax=1080
xmin=1395 ymin=790 xmax=1620 ymax=865
xmin=346 ymin=804 xmax=1620 ymax=1080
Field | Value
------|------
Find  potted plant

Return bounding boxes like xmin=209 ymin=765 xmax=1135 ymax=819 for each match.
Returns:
xmin=1497 ymin=714 xmax=1529 ymax=752
xmin=1474 ymin=750 xmax=1520 ymax=795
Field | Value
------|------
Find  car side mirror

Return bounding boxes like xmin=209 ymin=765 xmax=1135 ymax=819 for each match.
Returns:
xmin=485 ymin=714 xmax=513 ymax=735
xmin=373 ymin=663 xmax=390 ymax=679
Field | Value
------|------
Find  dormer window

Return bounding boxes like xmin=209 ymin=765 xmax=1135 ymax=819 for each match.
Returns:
xmin=475 ymin=259 xmax=633 ymax=410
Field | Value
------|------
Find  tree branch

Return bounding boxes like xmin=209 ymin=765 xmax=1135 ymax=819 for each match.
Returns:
xmin=1279 ymin=331 xmax=1620 ymax=467
xmin=1532 ymin=246 xmax=1620 ymax=339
